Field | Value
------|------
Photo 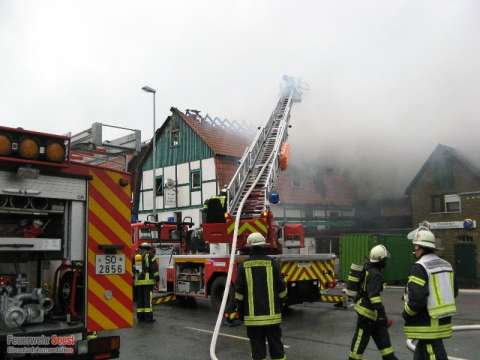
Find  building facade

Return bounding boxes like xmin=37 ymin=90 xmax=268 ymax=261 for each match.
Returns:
xmin=271 ymin=167 xmax=355 ymax=254
xmin=406 ymin=144 xmax=480 ymax=287
xmin=134 ymin=107 xmax=249 ymax=226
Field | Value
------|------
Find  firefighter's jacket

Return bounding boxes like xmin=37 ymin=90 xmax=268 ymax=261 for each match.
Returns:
xmin=403 ymin=253 xmax=456 ymax=340
xmin=234 ymin=255 xmax=287 ymax=326
xmin=203 ymin=195 xmax=226 ymax=209
xmin=354 ymin=263 xmax=387 ymax=322
xmin=134 ymin=252 xmax=159 ymax=286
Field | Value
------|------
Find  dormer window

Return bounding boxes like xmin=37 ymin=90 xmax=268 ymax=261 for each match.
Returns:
xmin=171 ymin=129 xmax=179 ymax=146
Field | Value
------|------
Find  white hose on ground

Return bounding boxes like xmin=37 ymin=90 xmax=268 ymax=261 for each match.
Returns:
xmin=209 ymin=148 xmax=277 ymax=360
xmin=406 ymin=325 xmax=480 ymax=360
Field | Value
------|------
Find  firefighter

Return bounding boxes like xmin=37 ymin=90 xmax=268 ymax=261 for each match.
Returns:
xmin=203 ymin=189 xmax=228 ymax=223
xmin=234 ymin=232 xmax=287 ymax=360
xmin=348 ymin=245 xmax=398 ymax=360
xmin=403 ymin=228 xmax=457 ymax=360
xmin=134 ymin=242 xmax=159 ymax=323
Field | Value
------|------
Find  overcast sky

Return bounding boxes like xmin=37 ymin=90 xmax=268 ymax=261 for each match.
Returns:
xmin=1 ymin=1 xmax=479 ymax=197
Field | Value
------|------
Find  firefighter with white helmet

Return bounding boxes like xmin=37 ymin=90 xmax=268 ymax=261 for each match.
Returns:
xmin=403 ymin=226 xmax=457 ymax=360
xmin=134 ymin=242 xmax=159 ymax=323
xmin=234 ymin=232 xmax=287 ymax=360
xmin=348 ymin=244 xmax=398 ymax=360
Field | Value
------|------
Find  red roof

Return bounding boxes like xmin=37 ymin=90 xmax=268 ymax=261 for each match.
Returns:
xmin=174 ymin=108 xmax=250 ymax=158
xmin=277 ymin=171 xmax=354 ymax=206
xmin=215 ymin=157 xmax=240 ymax=189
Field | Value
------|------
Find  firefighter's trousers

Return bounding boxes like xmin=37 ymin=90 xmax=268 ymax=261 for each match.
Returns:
xmin=246 ymin=325 xmax=286 ymax=360
xmin=349 ymin=315 xmax=398 ymax=360
xmin=414 ymin=339 xmax=447 ymax=360
xmin=134 ymin=284 xmax=153 ymax=322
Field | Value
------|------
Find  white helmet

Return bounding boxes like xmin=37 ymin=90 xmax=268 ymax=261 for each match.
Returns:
xmin=369 ymin=245 xmax=389 ymax=263
xmin=139 ymin=242 xmax=153 ymax=250
xmin=246 ymin=232 xmax=267 ymax=247
xmin=412 ymin=228 xmax=437 ymax=250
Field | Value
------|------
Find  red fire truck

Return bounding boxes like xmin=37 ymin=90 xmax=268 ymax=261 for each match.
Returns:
xmin=133 ymin=77 xmax=344 ymax=310
xmin=0 ymin=126 xmax=134 ymax=359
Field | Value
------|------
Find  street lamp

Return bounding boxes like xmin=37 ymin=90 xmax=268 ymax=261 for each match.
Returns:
xmin=142 ymin=85 xmax=157 ymax=220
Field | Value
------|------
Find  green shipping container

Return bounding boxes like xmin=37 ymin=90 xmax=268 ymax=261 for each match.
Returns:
xmin=340 ymin=233 xmax=414 ymax=284
xmin=378 ymin=234 xmax=414 ymax=284
xmin=339 ymin=234 xmax=377 ymax=281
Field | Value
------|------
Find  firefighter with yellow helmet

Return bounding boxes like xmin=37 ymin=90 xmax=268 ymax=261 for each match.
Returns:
xmin=403 ymin=226 xmax=457 ymax=360
xmin=348 ymin=244 xmax=398 ymax=360
xmin=134 ymin=242 xmax=159 ymax=323
xmin=234 ymin=232 xmax=287 ymax=360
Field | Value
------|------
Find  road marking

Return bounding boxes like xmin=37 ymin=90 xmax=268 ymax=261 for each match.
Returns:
xmin=386 ymin=286 xmax=480 ymax=295
xmin=459 ymin=289 xmax=480 ymax=295
xmin=185 ymin=327 xmax=291 ymax=349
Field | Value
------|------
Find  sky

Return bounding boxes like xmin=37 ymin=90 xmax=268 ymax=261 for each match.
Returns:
xmin=1 ymin=1 xmax=479 ymax=198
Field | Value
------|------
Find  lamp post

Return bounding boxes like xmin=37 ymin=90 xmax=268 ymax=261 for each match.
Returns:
xmin=142 ymin=85 xmax=157 ymax=220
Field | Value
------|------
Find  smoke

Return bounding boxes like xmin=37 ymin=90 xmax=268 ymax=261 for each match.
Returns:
xmin=1 ymin=1 xmax=479 ymax=200
xmin=282 ymin=1 xmax=480 ymax=199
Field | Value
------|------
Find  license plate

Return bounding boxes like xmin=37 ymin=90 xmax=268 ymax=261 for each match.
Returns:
xmin=297 ymin=262 xmax=312 ymax=268
xmin=95 ymin=255 xmax=125 ymax=275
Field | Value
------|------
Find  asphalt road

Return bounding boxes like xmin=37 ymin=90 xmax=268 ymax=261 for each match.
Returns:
xmin=115 ymin=289 xmax=480 ymax=360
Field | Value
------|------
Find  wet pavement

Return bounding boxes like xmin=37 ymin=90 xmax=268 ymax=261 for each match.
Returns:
xmin=115 ymin=288 xmax=480 ymax=360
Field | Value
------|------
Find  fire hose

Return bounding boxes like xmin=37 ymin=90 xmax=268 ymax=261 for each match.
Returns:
xmin=209 ymin=147 xmax=277 ymax=360
xmin=406 ymin=325 xmax=480 ymax=360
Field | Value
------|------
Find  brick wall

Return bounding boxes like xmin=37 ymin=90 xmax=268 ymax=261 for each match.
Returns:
xmin=409 ymin=158 xmax=480 ymax=286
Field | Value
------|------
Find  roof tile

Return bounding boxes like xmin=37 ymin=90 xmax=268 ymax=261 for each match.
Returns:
xmin=175 ymin=108 xmax=250 ymax=158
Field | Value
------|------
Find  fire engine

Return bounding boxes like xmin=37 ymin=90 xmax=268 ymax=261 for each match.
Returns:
xmin=0 ymin=125 xmax=135 ymax=359
xmin=133 ymin=77 xmax=344 ymax=310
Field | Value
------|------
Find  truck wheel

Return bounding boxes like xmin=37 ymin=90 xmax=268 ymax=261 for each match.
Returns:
xmin=210 ymin=276 xmax=234 ymax=312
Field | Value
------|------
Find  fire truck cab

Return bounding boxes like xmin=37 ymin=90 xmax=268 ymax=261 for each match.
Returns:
xmin=0 ymin=126 xmax=134 ymax=359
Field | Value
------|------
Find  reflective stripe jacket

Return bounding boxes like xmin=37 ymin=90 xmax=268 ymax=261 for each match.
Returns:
xmin=354 ymin=263 xmax=386 ymax=321
xmin=134 ymin=252 xmax=159 ymax=286
xmin=234 ymin=255 xmax=287 ymax=327
xmin=403 ymin=254 xmax=457 ymax=340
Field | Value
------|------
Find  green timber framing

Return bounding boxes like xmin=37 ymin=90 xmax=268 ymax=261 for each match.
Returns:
xmin=137 ymin=108 xmax=220 ymax=223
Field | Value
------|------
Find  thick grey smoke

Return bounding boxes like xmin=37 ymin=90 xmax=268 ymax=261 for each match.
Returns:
xmin=1 ymin=1 xmax=479 ymax=198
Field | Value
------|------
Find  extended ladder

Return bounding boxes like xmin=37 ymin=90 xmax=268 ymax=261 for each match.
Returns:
xmin=226 ymin=76 xmax=303 ymax=218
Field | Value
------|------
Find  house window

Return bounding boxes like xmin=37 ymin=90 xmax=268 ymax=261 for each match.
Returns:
xmin=431 ymin=195 xmax=445 ymax=212
xmin=445 ymin=194 xmax=460 ymax=212
xmin=170 ymin=129 xmax=179 ymax=146
xmin=191 ymin=170 xmax=201 ymax=191
xmin=431 ymin=194 xmax=461 ymax=213
xmin=457 ymin=235 xmax=473 ymax=242
xmin=313 ymin=208 xmax=325 ymax=218
xmin=329 ymin=211 xmax=339 ymax=218
xmin=155 ymin=176 xmax=164 ymax=196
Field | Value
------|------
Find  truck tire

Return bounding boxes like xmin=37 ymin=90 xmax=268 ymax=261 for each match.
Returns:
xmin=210 ymin=276 xmax=234 ymax=312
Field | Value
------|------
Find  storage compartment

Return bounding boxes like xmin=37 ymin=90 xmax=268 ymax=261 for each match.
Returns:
xmin=0 ymin=190 xmax=86 ymax=333
xmin=175 ymin=262 xmax=205 ymax=295
xmin=0 ymin=197 xmax=65 ymax=254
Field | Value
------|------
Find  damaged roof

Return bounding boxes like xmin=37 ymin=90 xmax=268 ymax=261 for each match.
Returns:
xmin=173 ymin=107 xmax=250 ymax=158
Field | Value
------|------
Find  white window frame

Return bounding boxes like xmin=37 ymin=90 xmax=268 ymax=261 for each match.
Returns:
xmin=444 ymin=194 xmax=461 ymax=213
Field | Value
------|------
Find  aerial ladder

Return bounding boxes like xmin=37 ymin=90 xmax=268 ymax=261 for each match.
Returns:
xmin=210 ymin=76 xmax=322 ymax=360
xmin=226 ymin=75 xmax=302 ymax=219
